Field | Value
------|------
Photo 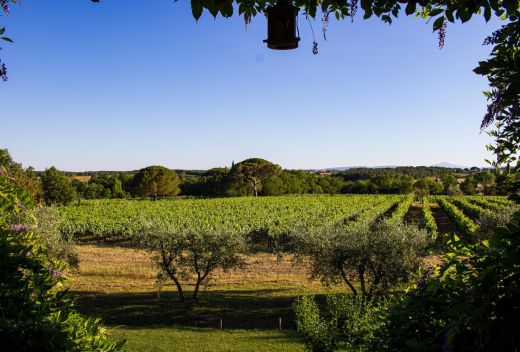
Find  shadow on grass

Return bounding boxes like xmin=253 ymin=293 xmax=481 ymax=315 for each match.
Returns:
xmin=73 ymin=289 xmax=321 ymax=330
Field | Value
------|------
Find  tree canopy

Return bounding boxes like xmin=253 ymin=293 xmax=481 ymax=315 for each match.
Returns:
xmin=130 ymin=165 xmax=181 ymax=199
xmin=41 ymin=166 xmax=76 ymax=205
xmin=230 ymin=158 xmax=282 ymax=196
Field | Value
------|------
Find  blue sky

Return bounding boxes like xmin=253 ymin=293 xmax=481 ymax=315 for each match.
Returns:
xmin=1 ymin=1 xmax=503 ymax=171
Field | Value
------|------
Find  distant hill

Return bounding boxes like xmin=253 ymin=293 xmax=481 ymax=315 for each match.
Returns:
xmin=430 ymin=162 xmax=469 ymax=169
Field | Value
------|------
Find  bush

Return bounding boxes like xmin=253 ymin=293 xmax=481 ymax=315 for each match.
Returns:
xmin=294 ymin=293 xmax=338 ymax=352
xmin=34 ymin=206 xmax=79 ymax=268
xmin=294 ymin=293 xmax=384 ymax=352
xmin=0 ymin=170 xmax=124 ymax=351
xmin=376 ymin=214 xmax=520 ymax=351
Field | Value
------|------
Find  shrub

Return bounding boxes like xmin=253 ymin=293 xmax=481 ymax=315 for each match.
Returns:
xmin=294 ymin=293 xmax=384 ymax=352
xmin=294 ymin=293 xmax=338 ymax=352
xmin=376 ymin=214 xmax=520 ymax=351
xmin=34 ymin=206 xmax=78 ymax=268
xmin=0 ymin=170 xmax=123 ymax=351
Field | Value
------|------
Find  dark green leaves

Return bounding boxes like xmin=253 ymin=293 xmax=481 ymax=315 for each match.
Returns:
xmin=433 ymin=16 xmax=444 ymax=31
xmin=405 ymin=1 xmax=416 ymax=15
xmin=0 ymin=27 xmax=11 ymax=42
xmin=191 ymin=0 xmax=204 ymax=20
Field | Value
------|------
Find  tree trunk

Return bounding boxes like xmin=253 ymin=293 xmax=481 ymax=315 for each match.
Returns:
xmin=193 ymin=276 xmax=202 ymax=300
xmin=340 ymin=267 xmax=357 ymax=296
xmin=172 ymin=275 xmax=185 ymax=302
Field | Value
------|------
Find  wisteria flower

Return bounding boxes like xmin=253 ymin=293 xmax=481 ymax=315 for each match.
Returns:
xmin=9 ymin=223 xmax=29 ymax=232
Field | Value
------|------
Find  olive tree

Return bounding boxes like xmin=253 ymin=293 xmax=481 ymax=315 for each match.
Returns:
xmin=139 ymin=226 xmax=247 ymax=302
xmin=293 ymin=220 xmax=429 ymax=301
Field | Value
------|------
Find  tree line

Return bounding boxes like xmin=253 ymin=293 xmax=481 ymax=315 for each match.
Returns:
xmin=0 ymin=149 xmax=509 ymax=205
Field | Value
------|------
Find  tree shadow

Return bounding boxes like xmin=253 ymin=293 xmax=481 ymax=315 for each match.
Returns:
xmin=73 ymin=288 xmax=319 ymax=330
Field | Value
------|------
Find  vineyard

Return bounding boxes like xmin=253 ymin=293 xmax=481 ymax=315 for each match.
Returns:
xmin=58 ymin=194 xmax=514 ymax=242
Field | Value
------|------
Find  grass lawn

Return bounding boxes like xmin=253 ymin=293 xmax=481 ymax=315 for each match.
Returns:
xmin=110 ymin=327 xmax=305 ymax=352
xmin=68 ymin=245 xmax=328 ymax=351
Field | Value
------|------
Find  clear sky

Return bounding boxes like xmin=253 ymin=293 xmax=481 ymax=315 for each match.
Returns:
xmin=1 ymin=1 xmax=503 ymax=171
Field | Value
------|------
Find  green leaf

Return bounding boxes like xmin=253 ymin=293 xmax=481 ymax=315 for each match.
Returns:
xmin=1 ymin=36 xmax=13 ymax=43
xmin=429 ymin=8 xmax=443 ymax=17
xmin=405 ymin=2 xmax=416 ymax=16
xmin=433 ymin=16 xmax=444 ymax=31
xmin=191 ymin=0 xmax=203 ymax=20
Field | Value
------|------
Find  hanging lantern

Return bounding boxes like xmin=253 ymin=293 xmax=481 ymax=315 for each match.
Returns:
xmin=263 ymin=2 xmax=300 ymax=50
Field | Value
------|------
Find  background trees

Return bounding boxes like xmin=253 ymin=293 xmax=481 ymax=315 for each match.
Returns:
xmin=230 ymin=158 xmax=281 ymax=196
xmin=41 ymin=166 xmax=76 ymax=205
xmin=130 ymin=165 xmax=180 ymax=199
xmin=0 ymin=149 xmax=42 ymax=201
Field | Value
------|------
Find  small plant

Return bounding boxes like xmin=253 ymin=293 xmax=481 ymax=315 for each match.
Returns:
xmin=294 ymin=292 xmax=384 ymax=352
xmin=34 ymin=206 xmax=79 ymax=268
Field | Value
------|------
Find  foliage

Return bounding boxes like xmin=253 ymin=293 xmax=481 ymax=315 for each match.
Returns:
xmin=440 ymin=173 xmax=460 ymax=195
xmin=41 ymin=166 xmax=76 ymax=205
xmin=293 ymin=219 xmax=429 ymax=301
xmin=0 ymin=0 xmax=20 ymax=81
xmin=377 ymin=212 xmax=520 ymax=351
xmin=421 ymin=197 xmax=438 ymax=239
xmin=413 ymin=178 xmax=443 ymax=197
xmin=57 ymin=195 xmax=400 ymax=241
xmin=385 ymin=194 xmax=413 ymax=224
xmin=476 ymin=20 xmax=520 ymax=199
xmin=230 ymin=158 xmax=281 ymax=196
xmin=262 ymin=170 xmax=345 ymax=196
xmin=294 ymin=293 xmax=384 ymax=352
xmin=180 ymin=167 xmax=230 ymax=197
xmin=475 ymin=203 xmax=516 ymax=240
xmin=130 ymin=165 xmax=180 ymax=199
xmin=139 ymin=226 xmax=247 ymax=301
xmin=0 ymin=149 xmax=42 ymax=201
xmin=34 ymin=206 xmax=78 ymax=268
xmin=437 ymin=197 xmax=479 ymax=236
xmin=342 ymin=173 xmax=414 ymax=194
xmin=0 ymin=170 xmax=124 ymax=351
xmin=450 ymin=196 xmax=494 ymax=220
xmin=293 ymin=293 xmax=338 ymax=352
xmin=461 ymin=174 xmax=477 ymax=195
xmin=73 ymin=173 xmax=130 ymax=200
xmin=97 ymin=0 xmax=520 ymax=33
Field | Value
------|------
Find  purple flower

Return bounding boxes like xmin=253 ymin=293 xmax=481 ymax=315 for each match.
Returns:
xmin=9 ymin=223 xmax=29 ymax=232
xmin=0 ymin=168 xmax=6 ymax=176
xmin=49 ymin=264 xmax=66 ymax=278
xmin=312 ymin=41 xmax=318 ymax=55
xmin=16 ymin=202 xmax=27 ymax=211
xmin=0 ymin=0 xmax=9 ymax=15
xmin=0 ymin=63 xmax=7 ymax=82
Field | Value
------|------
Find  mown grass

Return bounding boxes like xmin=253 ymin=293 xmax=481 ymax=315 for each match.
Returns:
xmin=68 ymin=245 xmax=328 ymax=351
xmin=109 ymin=327 xmax=305 ymax=352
